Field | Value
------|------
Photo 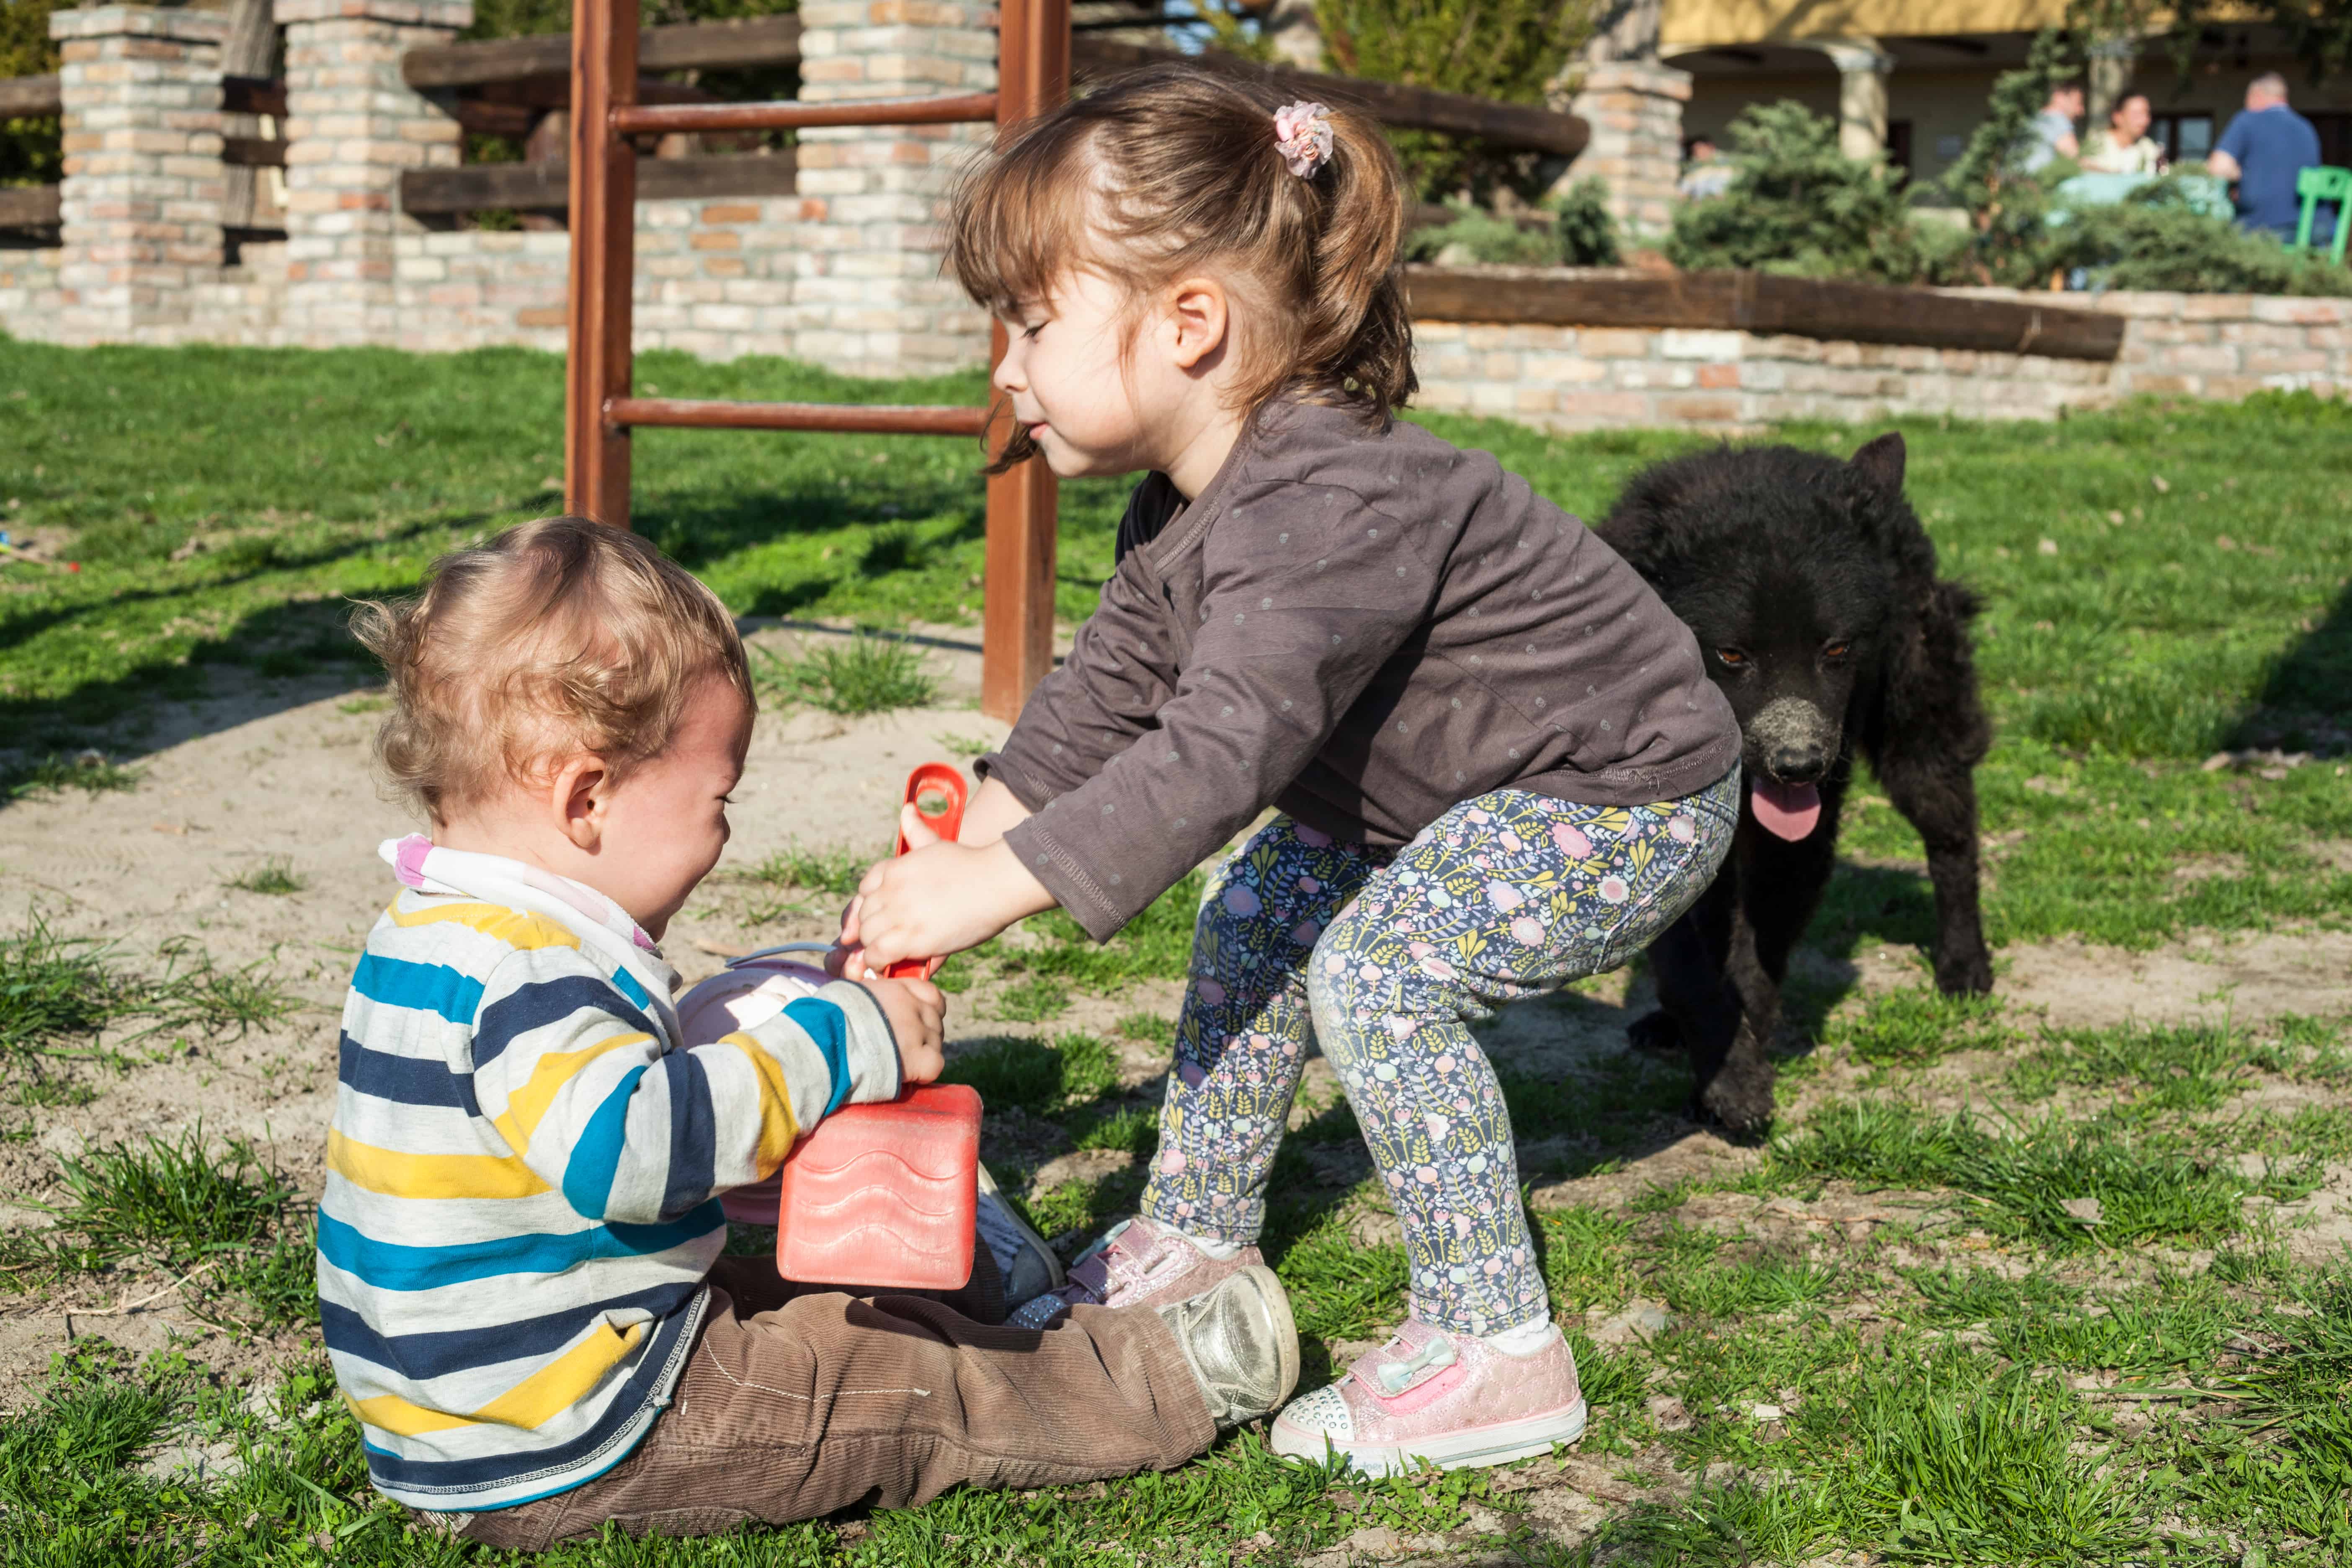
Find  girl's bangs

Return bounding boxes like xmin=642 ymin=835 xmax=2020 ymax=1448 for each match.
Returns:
xmin=949 ymin=123 xmax=1100 ymax=315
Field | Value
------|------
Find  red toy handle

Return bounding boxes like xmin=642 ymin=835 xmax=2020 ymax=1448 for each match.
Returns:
xmin=882 ymin=763 xmax=966 ymax=979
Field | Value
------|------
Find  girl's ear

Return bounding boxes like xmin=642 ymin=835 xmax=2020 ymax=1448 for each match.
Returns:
xmin=1164 ymin=275 xmax=1230 ymax=371
xmin=547 ymin=753 xmax=611 ymax=851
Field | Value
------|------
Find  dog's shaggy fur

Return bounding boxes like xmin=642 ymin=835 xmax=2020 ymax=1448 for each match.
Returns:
xmin=1594 ymin=433 xmax=1994 ymax=1131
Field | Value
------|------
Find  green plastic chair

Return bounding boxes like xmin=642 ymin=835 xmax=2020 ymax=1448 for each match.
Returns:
xmin=2292 ymin=165 xmax=2351 ymax=263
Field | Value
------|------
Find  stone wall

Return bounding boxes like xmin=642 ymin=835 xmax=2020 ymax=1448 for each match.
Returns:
xmin=1413 ymin=286 xmax=2352 ymax=432
xmin=6 ymin=0 xmax=990 ymax=373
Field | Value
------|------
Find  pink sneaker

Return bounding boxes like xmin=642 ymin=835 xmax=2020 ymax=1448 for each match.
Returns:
xmin=1006 ymin=1216 xmax=1263 ymax=1330
xmin=1269 ymin=1319 xmax=1587 ymax=1475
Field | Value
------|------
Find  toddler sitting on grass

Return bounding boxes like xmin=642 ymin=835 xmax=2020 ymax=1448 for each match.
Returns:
xmin=323 ymin=516 xmax=1298 ymax=1550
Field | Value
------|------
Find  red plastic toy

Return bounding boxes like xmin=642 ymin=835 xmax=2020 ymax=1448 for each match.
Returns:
xmin=884 ymin=762 xmax=966 ymax=979
xmin=675 ymin=762 xmax=981 ymax=1289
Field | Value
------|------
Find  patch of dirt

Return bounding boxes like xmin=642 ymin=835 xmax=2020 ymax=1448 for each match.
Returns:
xmin=1995 ymin=930 xmax=2352 ymax=1029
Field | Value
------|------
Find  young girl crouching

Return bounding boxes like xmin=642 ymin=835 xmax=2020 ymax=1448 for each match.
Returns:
xmin=838 ymin=67 xmax=1744 ymax=1475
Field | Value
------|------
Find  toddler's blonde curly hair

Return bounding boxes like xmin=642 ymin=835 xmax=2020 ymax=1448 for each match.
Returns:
xmin=350 ymin=517 xmax=751 ymax=823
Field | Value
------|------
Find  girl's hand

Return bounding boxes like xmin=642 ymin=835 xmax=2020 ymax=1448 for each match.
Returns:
xmin=836 ymin=805 xmax=1055 ymax=972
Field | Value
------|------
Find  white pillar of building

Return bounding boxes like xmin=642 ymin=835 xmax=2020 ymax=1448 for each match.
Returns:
xmin=1814 ymin=39 xmax=1894 ymax=163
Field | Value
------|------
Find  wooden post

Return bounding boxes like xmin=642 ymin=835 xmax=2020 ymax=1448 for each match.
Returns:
xmin=980 ymin=0 xmax=1068 ymax=722
xmin=565 ymin=0 xmax=637 ymax=527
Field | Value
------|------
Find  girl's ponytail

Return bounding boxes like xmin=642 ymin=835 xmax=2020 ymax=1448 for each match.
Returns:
xmin=1298 ymin=106 xmax=1415 ymax=418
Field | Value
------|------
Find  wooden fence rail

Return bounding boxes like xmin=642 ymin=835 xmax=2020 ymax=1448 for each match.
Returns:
xmin=401 ymin=19 xmax=1586 ymax=155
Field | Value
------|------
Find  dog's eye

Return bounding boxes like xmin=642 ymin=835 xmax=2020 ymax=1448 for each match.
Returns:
xmin=1715 ymin=648 xmax=1748 ymax=668
xmin=1823 ymin=641 xmax=1852 ymax=660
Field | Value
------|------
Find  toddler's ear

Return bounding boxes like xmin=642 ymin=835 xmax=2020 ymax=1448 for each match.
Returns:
xmin=550 ymin=755 xmax=609 ymax=850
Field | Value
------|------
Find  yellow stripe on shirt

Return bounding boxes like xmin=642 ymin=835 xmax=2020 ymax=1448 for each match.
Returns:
xmin=327 ymin=1128 xmax=550 ymax=1201
xmin=490 ymin=1033 xmax=653 ymax=1153
xmin=720 ymin=1031 xmax=801 ymax=1172
xmin=347 ymin=1319 xmax=647 ymax=1436
xmin=386 ymin=900 xmax=582 ymax=954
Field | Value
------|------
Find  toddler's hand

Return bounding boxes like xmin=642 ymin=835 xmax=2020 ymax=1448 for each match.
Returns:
xmin=862 ymin=975 xmax=945 ymax=1085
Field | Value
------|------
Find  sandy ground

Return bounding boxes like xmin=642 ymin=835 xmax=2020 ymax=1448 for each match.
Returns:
xmin=3 ymin=621 xmax=2349 ymax=1425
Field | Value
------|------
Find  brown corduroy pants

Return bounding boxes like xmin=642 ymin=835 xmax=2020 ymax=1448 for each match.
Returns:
xmin=449 ymin=1255 xmax=1216 ymax=1550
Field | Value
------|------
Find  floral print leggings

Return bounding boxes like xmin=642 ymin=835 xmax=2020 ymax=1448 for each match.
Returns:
xmin=1140 ymin=769 xmax=1741 ymax=1336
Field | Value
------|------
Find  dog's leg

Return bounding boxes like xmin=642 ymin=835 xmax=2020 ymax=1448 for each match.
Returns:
xmin=1877 ymin=747 xmax=1994 ymax=995
xmin=1872 ymin=579 xmax=1995 ymax=997
xmin=1706 ymin=820 xmax=1837 ymax=1132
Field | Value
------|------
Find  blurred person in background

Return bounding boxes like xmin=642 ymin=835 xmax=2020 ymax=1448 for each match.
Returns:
xmin=2209 ymin=72 xmax=2329 ymax=240
xmin=2080 ymin=92 xmax=2165 ymax=175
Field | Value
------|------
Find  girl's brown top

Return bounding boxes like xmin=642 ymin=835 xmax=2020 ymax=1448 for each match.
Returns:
xmin=980 ymin=401 xmax=1742 ymax=939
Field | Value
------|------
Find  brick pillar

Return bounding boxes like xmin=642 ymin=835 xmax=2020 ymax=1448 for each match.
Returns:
xmin=277 ymin=0 xmax=471 ymax=347
xmin=792 ymin=0 xmax=995 ymax=378
xmin=1560 ymin=60 xmax=1690 ymax=240
xmin=49 ymin=5 xmax=229 ymax=345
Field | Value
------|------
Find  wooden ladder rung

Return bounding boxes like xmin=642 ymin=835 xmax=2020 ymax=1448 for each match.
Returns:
xmin=611 ymin=92 xmax=1000 ymax=137
xmin=607 ymin=398 xmax=991 ymax=437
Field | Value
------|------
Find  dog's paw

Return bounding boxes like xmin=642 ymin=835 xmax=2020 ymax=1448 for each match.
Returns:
xmin=1934 ymin=946 xmax=1995 ymax=997
xmin=1626 ymin=1010 xmax=1684 ymax=1058
xmin=1697 ymin=1057 xmax=1778 ymax=1134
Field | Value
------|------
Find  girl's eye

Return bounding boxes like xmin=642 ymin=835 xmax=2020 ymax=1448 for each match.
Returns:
xmin=1021 ymin=321 xmax=1045 ymax=340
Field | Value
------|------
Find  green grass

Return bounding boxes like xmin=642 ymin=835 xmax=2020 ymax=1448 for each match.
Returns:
xmin=222 ymin=857 xmax=307 ymax=897
xmin=749 ymin=634 xmax=942 ymax=715
xmin=7 ymin=343 xmax=2352 ymax=1565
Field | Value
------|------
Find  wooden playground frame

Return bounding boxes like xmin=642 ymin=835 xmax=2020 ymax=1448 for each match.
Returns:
xmin=562 ymin=0 xmax=1071 ymax=720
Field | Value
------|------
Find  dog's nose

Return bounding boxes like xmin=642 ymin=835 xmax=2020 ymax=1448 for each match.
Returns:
xmin=1767 ymin=741 xmax=1831 ymax=785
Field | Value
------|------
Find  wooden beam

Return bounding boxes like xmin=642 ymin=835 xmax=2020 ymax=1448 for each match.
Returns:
xmin=1401 ymin=266 xmax=2127 ymax=361
xmin=609 ymin=398 xmax=989 ymax=435
xmin=983 ymin=0 xmax=1069 ymax=723
xmin=221 ymin=74 xmax=286 ymax=116
xmin=565 ymin=0 xmax=637 ymax=529
xmin=401 ymin=152 xmax=795 ymax=214
xmin=0 ymin=184 xmax=60 ymax=228
xmin=404 ymin=15 xmax=801 ymax=90
xmin=1070 ymin=38 xmax=1587 ymax=157
xmin=0 ymin=74 xmax=60 ymax=119
xmin=221 ymin=136 xmax=286 ymax=168
xmin=609 ymin=91 xmax=998 ymax=136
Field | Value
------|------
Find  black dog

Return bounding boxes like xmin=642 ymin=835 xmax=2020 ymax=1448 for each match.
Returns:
xmin=1593 ymin=433 xmax=1994 ymax=1131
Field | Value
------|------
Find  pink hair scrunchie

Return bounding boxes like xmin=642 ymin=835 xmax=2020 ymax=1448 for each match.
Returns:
xmin=1273 ymin=101 xmax=1335 ymax=178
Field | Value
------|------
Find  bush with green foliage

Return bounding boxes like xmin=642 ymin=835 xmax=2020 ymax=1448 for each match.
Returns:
xmin=1314 ymin=0 xmax=1594 ymax=196
xmin=1663 ymin=101 xmax=1938 ymax=281
xmin=1 ymin=0 xmax=64 ymax=191
xmin=1553 ymin=173 xmax=1622 ymax=266
xmin=2046 ymin=178 xmax=2352 ymax=295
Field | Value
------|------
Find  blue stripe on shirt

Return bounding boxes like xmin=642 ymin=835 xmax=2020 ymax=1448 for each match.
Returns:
xmin=353 ymin=954 xmax=486 ymax=1025
xmin=784 ymin=996 xmax=853 ymax=1117
xmin=610 ymin=965 xmax=655 ymax=1011
xmin=338 ymin=1032 xmax=478 ymax=1114
xmin=561 ymin=1064 xmax=648 ymax=1220
xmin=316 ymin=1204 xmax=722 ymax=1292
xmin=318 ymin=1282 xmax=699 ymax=1382
xmin=655 ymin=1048 xmax=717 ymax=1223
xmin=473 ymin=975 xmax=658 ymax=1071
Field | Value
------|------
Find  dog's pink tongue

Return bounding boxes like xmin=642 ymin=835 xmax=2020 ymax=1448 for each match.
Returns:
xmin=1750 ymin=778 xmax=1822 ymax=841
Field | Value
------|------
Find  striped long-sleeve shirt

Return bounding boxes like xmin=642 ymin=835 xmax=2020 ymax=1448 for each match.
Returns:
xmin=319 ymin=837 xmax=901 ymax=1511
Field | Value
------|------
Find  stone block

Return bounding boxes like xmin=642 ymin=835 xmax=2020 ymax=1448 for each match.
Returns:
xmin=1659 ymin=328 xmax=1743 ymax=361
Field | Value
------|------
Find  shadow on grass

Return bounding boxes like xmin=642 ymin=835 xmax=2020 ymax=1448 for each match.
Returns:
xmin=2224 ymin=575 xmax=2352 ymax=754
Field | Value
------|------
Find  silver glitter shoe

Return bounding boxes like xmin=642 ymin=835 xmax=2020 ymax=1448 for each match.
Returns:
xmin=975 ymin=1162 xmax=1064 ymax=1305
xmin=1154 ymin=1264 xmax=1300 ymax=1430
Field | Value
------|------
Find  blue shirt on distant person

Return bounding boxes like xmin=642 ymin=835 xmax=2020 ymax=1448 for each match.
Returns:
xmin=2213 ymin=78 xmax=2328 ymax=239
